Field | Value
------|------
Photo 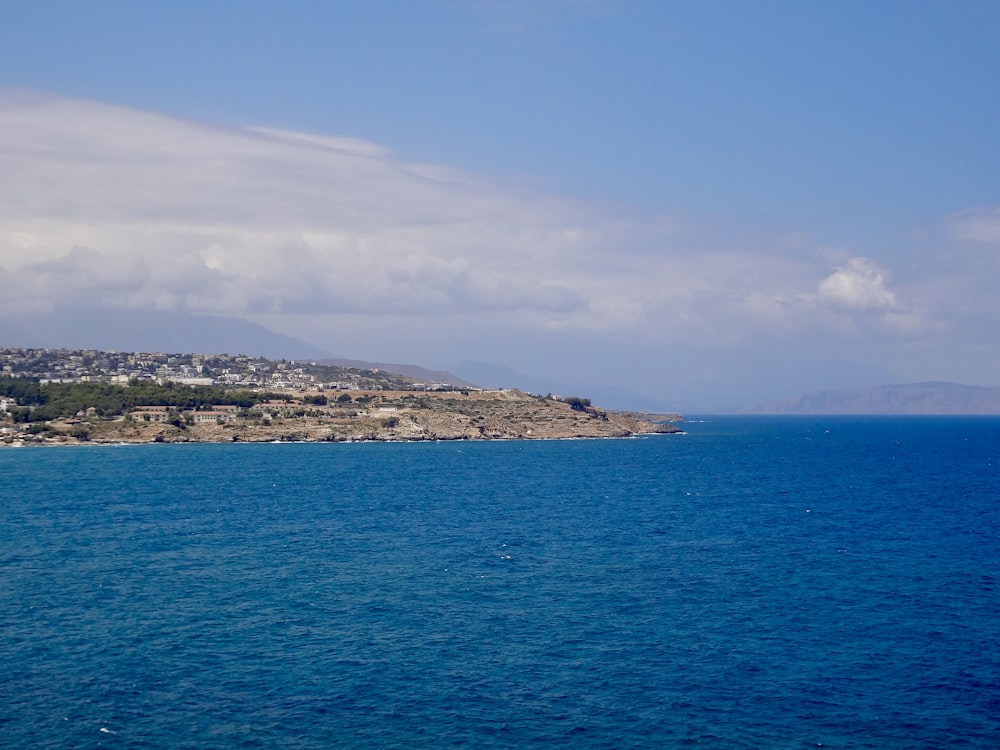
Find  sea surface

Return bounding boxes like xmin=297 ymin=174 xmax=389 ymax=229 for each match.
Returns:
xmin=1 ymin=417 xmax=998 ymax=748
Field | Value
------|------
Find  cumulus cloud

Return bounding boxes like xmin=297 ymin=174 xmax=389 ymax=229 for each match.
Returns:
xmin=732 ymin=253 xmax=931 ymax=338
xmin=817 ymin=257 xmax=899 ymax=311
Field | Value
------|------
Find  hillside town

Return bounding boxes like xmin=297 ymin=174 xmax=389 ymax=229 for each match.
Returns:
xmin=0 ymin=347 xmax=443 ymax=392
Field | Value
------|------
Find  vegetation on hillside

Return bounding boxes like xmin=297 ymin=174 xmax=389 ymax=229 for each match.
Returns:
xmin=0 ymin=378 xmax=288 ymax=422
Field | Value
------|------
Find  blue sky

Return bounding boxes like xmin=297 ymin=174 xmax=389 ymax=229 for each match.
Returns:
xmin=2 ymin=1 xmax=999 ymax=409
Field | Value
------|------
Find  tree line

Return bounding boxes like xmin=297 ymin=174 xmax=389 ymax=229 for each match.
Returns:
xmin=0 ymin=378 xmax=292 ymax=422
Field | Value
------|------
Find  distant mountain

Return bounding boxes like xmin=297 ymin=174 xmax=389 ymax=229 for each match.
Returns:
xmin=449 ymin=361 xmax=557 ymax=394
xmin=0 ymin=307 xmax=329 ymax=360
xmin=319 ymin=358 xmax=477 ymax=388
xmin=755 ymin=382 xmax=1000 ymax=415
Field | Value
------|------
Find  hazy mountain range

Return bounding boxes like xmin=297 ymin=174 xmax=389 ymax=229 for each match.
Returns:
xmin=319 ymin=359 xmax=477 ymax=389
xmin=1 ymin=307 xmax=328 ymax=361
xmin=754 ymin=382 xmax=1000 ymax=415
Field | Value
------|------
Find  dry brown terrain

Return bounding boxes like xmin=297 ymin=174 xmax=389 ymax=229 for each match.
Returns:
xmin=11 ymin=389 xmax=681 ymax=445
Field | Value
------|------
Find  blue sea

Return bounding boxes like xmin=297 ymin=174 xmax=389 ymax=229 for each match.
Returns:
xmin=1 ymin=417 xmax=998 ymax=749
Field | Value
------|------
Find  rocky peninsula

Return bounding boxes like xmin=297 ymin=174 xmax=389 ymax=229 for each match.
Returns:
xmin=1 ymin=347 xmax=682 ymax=445
xmin=3 ymin=385 xmax=680 ymax=446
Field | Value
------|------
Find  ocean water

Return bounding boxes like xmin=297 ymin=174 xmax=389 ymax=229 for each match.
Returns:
xmin=1 ymin=417 xmax=998 ymax=749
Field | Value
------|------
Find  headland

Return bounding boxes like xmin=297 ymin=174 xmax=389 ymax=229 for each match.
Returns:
xmin=1 ymin=348 xmax=680 ymax=445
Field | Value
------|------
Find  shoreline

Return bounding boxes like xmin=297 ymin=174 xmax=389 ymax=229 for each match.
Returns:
xmin=2 ymin=388 xmax=682 ymax=446
xmin=1 ymin=431 xmax=684 ymax=448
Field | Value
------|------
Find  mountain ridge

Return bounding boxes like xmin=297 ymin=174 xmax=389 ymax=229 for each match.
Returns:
xmin=0 ymin=307 xmax=328 ymax=360
xmin=753 ymin=381 xmax=1000 ymax=415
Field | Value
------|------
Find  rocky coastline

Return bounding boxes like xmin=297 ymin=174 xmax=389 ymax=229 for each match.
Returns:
xmin=3 ymin=389 xmax=681 ymax=446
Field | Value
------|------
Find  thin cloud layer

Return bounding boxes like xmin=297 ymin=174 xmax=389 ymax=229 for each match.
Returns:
xmin=948 ymin=207 xmax=1000 ymax=245
xmin=1 ymin=90 xmax=993 ymax=403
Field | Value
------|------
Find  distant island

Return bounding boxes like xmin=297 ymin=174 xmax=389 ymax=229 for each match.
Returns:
xmin=755 ymin=381 xmax=1000 ymax=415
xmin=0 ymin=347 xmax=680 ymax=445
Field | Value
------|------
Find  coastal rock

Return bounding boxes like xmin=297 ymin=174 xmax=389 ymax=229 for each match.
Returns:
xmin=12 ymin=390 xmax=681 ymax=445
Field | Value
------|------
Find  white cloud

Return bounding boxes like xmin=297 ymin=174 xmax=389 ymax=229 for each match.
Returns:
xmin=1 ymin=91 xmax=605 ymax=319
xmin=817 ymin=257 xmax=899 ymax=311
xmin=0 ymin=91 xmax=757 ymax=335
